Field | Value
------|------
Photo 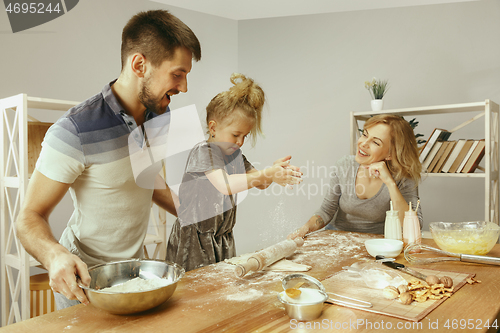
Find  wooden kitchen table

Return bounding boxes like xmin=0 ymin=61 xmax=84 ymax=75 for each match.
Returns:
xmin=2 ymin=230 xmax=500 ymax=333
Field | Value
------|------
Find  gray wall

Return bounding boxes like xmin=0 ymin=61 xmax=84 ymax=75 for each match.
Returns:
xmin=234 ymin=0 xmax=500 ymax=252
xmin=1 ymin=0 xmax=499 ymax=319
xmin=0 ymin=0 xmax=237 ymax=321
xmin=0 ymin=0 xmax=238 ymax=239
xmin=0 ymin=0 xmax=238 ymax=104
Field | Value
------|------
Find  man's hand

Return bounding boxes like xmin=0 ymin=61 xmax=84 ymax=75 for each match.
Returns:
xmin=47 ymin=248 xmax=90 ymax=305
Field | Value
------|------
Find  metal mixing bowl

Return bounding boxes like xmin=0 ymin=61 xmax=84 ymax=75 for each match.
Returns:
xmin=430 ymin=221 xmax=500 ymax=255
xmin=80 ymin=259 xmax=184 ymax=315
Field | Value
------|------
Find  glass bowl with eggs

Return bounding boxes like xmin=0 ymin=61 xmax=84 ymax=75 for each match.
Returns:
xmin=430 ymin=221 xmax=500 ymax=255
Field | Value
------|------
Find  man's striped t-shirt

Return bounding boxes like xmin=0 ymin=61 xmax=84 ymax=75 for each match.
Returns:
xmin=36 ymin=81 xmax=162 ymax=266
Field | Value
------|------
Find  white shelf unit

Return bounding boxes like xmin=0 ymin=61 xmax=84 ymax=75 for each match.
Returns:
xmin=1 ymin=94 xmax=167 ymax=326
xmin=350 ymin=99 xmax=499 ymax=225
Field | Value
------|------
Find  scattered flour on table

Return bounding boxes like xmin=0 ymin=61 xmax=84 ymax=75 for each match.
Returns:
xmin=322 ymin=270 xmax=385 ymax=300
xmin=290 ymin=232 xmax=374 ymax=268
xmin=226 ymin=288 xmax=264 ymax=301
xmin=182 ymin=262 xmax=286 ymax=307
xmin=100 ymin=277 xmax=170 ymax=293
xmin=180 ymin=231 xmax=376 ymax=310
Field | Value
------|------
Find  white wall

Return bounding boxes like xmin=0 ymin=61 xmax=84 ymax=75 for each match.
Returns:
xmin=234 ymin=0 xmax=500 ymax=253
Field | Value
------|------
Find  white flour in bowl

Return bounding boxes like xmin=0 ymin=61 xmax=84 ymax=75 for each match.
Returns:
xmin=280 ymin=289 xmax=326 ymax=304
xmin=100 ymin=277 xmax=169 ymax=293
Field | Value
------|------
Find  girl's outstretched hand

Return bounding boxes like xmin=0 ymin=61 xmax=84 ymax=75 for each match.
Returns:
xmin=270 ymin=159 xmax=303 ymax=188
xmin=273 ymin=155 xmax=301 ymax=173
xmin=273 ymin=155 xmax=291 ymax=165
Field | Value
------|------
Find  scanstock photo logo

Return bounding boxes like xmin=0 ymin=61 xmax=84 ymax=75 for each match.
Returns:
xmin=3 ymin=0 xmax=79 ymax=33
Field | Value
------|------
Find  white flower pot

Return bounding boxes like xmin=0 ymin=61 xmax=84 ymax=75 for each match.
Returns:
xmin=371 ymin=99 xmax=384 ymax=111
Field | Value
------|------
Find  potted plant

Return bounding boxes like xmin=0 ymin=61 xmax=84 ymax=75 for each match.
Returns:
xmin=364 ymin=78 xmax=389 ymax=111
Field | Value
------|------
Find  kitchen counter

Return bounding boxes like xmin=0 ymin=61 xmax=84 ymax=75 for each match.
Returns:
xmin=2 ymin=230 xmax=500 ymax=333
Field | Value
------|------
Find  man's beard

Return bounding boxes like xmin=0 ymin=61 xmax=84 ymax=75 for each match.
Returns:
xmin=138 ymin=77 xmax=165 ymax=115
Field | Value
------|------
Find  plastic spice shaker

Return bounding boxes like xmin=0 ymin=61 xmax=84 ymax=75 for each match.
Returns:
xmin=384 ymin=201 xmax=402 ymax=240
xmin=402 ymin=201 xmax=421 ymax=253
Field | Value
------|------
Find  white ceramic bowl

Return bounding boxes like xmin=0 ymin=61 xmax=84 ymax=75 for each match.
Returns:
xmin=364 ymin=239 xmax=403 ymax=258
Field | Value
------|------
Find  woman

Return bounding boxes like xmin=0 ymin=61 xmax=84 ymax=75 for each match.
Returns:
xmin=289 ymin=114 xmax=422 ymax=238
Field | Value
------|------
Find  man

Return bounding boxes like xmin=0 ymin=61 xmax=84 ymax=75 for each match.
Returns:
xmin=15 ymin=10 xmax=201 ymax=309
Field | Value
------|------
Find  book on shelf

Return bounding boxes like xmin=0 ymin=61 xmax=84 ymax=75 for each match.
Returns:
xmin=456 ymin=140 xmax=480 ymax=173
xmin=447 ymin=140 xmax=474 ymax=173
xmin=422 ymin=141 xmax=443 ymax=172
xmin=441 ymin=139 xmax=467 ymax=173
xmin=432 ymin=140 xmax=456 ymax=173
xmin=419 ymin=128 xmax=452 ymax=163
xmin=427 ymin=141 xmax=449 ymax=172
xmin=461 ymin=140 xmax=486 ymax=173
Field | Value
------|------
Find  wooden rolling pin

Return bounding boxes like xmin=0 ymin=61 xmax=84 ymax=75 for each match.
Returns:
xmin=234 ymin=237 xmax=304 ymax=278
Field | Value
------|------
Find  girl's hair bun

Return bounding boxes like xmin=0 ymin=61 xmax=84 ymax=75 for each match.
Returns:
xmin=206 ymin=73 xmax=266 ymax=145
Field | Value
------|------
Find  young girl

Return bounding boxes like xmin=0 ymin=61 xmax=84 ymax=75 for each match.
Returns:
xmin=166 ymin=73 xmax=302 ymax=271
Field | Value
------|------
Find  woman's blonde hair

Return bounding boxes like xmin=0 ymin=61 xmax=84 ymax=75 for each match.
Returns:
xmin=206 ymin=73 xmax=265 ymax=145
xmin=364 ymin=114 xmax=422 ymax=184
